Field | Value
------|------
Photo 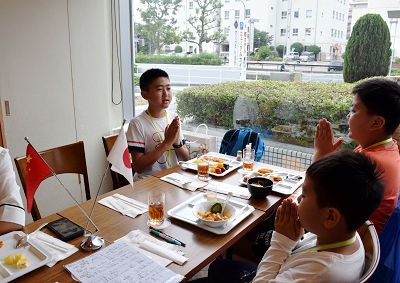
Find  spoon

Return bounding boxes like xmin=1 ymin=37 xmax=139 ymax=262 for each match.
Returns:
xmin=15 ymin=222 xmax=48 ymax=248
xmin=221 ymin=192 xmax=233 ymax=215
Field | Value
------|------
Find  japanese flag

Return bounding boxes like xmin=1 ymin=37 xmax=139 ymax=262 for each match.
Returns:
xmin=107 ymin=128 xmax=134 ymax=186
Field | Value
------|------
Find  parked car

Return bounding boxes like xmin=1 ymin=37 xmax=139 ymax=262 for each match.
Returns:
xmin=299 ymin=51 xmax=315 ymax=62
xmin=283 ymin=52 xmax=299 ymax=61
xmin=328 ymin=60 xmax=344 ymax=71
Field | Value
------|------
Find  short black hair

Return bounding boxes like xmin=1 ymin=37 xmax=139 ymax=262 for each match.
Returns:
xmin=306 ymin=150 xmax=384 ymax=232
xmin=352 ymin=78 xmax=400 ymax=135
xmin=139 ymin=68 xmax=169 ymax=91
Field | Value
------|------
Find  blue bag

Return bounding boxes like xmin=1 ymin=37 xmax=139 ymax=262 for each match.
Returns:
xmin=219 ymin=127 xmax=264 ymax=161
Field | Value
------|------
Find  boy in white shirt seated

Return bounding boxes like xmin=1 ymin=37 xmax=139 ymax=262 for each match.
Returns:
xmin=205 ymin=150 xmax=384 ymax=283
xmin=126 ymin=68 xmax=189 ymax=180
xmin=0 ymin=147 xmax=25 ymax=235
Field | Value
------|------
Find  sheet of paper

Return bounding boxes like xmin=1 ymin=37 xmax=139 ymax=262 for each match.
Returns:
xmin=64 ymin=240 xmax=184 ymax=283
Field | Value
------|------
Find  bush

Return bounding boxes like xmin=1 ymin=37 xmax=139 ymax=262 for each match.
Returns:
xmin=174 ymin=45 xmax=183 ymax=53
xmin=276 ymin=45 xmax=285 ymax=57
xmin=344 ymin=14 xmax=391 ymax=83
xmin=270 ymin=57 xmax=283 ymax=61
xmin=257 ymin=46 xmax=271 ymax=60
xmin=291 ymin=42 xmax=304 ymax=54
xmin=176 ymin=80 xmax=355 ymax=147
xmin=135 ymin=53 xmax=222 ymax=65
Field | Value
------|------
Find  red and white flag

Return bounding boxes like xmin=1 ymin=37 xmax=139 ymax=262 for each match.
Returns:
xmin=107 ymin=128 xmax=134 ymax=186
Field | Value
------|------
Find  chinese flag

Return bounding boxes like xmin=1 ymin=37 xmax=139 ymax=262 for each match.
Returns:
xmin=25 ymin=144 xmax=51 ymax=213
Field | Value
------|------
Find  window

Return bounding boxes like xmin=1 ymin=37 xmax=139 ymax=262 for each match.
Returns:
xmin=305 ymin=28 xmax=311 ymax=36
xmin=245 ymin=9 xmax=250 ymax=19
xmin=280 ymin=28 xmax=286 ymax=36
xmin=341 ymin=30 xmax=343 ymax=38
xmin=189 ymin=1 xmax=193 ymax=9
xmin=235 ymin=10 xmax=240 ymax=18
xmin=224 ymin=27 xmax=229 ymax=36
xmin=292 ymin=28 xmax=298 ymax=36
xmin=281 ymin=11 xmax=287 ymax=19
xmin=225 ymin=11 xmax=229 ymax=19
xmin=336 ymin=11 xmax=338 ymax=19
xmin=331 ymin=28 xmax=334 ymax=37
xmin=306 ymin=10 xmax=312 ymax=18
xmin=333 ymin=10 xmax=335 ymax=19
xmin=225 ymin=0 xmax=229 ymax=2
xmin=294 ymin=11 xmax=299 ymax=18
xmin=334 ymin=29 xmax=337 ymax=37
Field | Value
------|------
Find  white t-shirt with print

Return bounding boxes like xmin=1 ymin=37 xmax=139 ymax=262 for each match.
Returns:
xmin=126 ymin=110 xmax=184 ymax=180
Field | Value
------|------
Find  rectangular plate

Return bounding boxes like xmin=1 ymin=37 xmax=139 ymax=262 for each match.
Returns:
xmin=239 ymin=170 xmax=305 ymax=196
xmin=182 ymin=153 xmax=242 ymax=177
xmin=0 ymin=231 xmax=52 ymax=282
xmin=167 ymin=193 xmax=255 ymax=235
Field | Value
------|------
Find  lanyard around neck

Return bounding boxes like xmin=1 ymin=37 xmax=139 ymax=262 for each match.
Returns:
xmin=292 ymin=235 xmax=356 ymax=254
xmin=359 ymin=138 xmax=392 ymax=152
xmin=147 ymin=110 xmax=172 ymax=167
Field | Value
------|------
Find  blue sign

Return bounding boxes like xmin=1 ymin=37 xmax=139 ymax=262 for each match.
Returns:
xmin=240 ymin=22 xmax=244 ymax=30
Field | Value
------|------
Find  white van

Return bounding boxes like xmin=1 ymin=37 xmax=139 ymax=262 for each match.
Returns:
xmin=283 ymin=52 xmax=299 ymax=61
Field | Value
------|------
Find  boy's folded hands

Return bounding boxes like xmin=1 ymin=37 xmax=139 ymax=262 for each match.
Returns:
xmin=164 ymin=116 xmax=180 ymax=146
xmin=314 ymin=118 xmax=344 ymax=160
xmin=275 ymin=198 xmax=304 ymax=242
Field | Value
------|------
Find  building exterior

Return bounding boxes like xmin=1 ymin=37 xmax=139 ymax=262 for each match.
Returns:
xmin=348 ymin=0 xmax=400 ymax=58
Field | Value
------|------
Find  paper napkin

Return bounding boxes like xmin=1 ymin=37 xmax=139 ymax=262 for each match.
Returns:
xmin=98 ymin=193 xmax=148 ymax=218
xmin=206 ymin=180 xmax=251 ymax=199
xmin=30 ymin=231 xmax=79 ymax=267
xmin=116 ymin=229 xmax=188 ymax=266
xmin=161 ymin=172 xmax=206 ymax=191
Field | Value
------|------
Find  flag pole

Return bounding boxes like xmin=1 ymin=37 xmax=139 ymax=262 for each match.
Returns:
xmin=24 ymin=137 xmax=103 ymax=249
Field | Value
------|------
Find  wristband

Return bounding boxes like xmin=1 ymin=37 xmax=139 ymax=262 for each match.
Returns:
xmin=173 ymin=141 xmax=183 ymax=149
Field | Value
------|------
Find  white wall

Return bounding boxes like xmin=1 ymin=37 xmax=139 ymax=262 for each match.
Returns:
xmin=0 ymin=0 xmax=124 ymax=223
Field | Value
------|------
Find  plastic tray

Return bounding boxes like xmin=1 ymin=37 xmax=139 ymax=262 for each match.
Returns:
xmin=181 ymin=153 xmax=242 ymax=177
xmin=0 ymin=231 xmax=52 ymax=282
xmin=167 ymin=193 xmax=255 ymax=235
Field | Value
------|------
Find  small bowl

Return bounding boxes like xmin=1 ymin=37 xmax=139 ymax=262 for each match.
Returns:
xmin=192 ymin=201 xmax=236 ymax=228
xmin=247 ymin=177 xmax=273 ymax=199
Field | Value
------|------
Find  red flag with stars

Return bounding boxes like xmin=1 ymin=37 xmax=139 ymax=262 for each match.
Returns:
xmin=25 ymin=144 xmax=51 ymax=213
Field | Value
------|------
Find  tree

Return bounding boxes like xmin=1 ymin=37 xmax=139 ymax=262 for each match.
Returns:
xmin=138 ymin=0 xmax=182 ymax=54
xmin=276 ymin=45 xmax=285 ymax=57
xmin=174 ymin=45 xmax=183 ymax=53
xmin=307 ymin=45 xmax=321 ymax=60
xmin=290 ymin=42 xmax=304 ymax=54
xmin=253 ymin=28 xmax=273 ymax=49
xmin=343 ymin=14 xmax=391 ymax=83
xmin=256 ymin=46 xmax=271 ymax=60
xmin=183 ymin=0 xmax=225 ymax=53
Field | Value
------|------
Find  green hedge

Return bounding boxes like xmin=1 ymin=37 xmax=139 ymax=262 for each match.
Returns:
xmin=176 ymin=80 xmax=355 ymax=147
xmin=135 ymin=53 xmax=222 ymax=65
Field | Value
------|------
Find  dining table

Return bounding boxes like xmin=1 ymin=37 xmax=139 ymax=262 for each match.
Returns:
xmin=11 ymin=152 xmax=304 ymax=282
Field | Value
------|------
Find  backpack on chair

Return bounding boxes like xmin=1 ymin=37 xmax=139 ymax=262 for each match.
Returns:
xmin=219 ymin=127 xmax=264 ymax=161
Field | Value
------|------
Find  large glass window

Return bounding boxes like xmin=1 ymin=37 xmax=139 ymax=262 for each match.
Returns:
xmin=245 ymin=9 xmax=250 ymax=19
xmin=305 ymin=28 xmax=311 ymax=36
xmin=281 ymin=11 xmax=287 ymax=19
xmin=306 ymin=10 xmax=312 ymax=18
xmin=225 ymin=10 xmax=229 ymax=19
xmin=292 ymin=28 xmax=298 ymax=36
xmin=280 ymin=28 xmax=286 ymax=36
xmin=235 ymin=10 xmax=240 ymax=18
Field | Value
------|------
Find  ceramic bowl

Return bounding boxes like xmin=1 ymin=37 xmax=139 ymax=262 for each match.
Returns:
xmin=247 ymin=177 xmax=273 ymax=199
xmin=192 ymin=201 xmax=236 ymax=228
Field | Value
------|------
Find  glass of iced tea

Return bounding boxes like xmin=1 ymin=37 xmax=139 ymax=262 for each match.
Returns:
xmin=243 ymin=148 xmax=255 ymax=172
xmin=197 ymin=154 xmax=210 ymax=181
xmin=148 ymin=191 xmax=165 ymax=226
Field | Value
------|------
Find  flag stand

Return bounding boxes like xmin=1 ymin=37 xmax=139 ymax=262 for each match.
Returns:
xmin=24 ymin=137 xmax=105 ymax=251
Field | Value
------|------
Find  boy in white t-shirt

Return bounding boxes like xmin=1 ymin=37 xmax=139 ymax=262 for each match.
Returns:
xmin=201 ymin=150 xmax=384 ymax=283
xmin=126 ymin=69 xmax=189 ymax=180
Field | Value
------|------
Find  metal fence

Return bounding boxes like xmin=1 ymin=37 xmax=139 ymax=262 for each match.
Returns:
xmin=215 ymin=136 xmax=313 ymax=172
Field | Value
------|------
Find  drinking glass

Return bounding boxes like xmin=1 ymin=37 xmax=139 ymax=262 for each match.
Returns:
xmin=197 ymin=154 xmax=210 ymax=181
xmin=243 ymin=148 xmax=255 ymax=172
xmin=148 ymin=191 xmax=165 ymax=226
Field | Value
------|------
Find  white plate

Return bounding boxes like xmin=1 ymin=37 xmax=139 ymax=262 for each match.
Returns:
xmin=167 ymin=193 xmax=255 ymax=235
xmin=182 ymin=154 xmax=242 ymax=177
xmin=0 ymin=231 xmax=52 ymax=282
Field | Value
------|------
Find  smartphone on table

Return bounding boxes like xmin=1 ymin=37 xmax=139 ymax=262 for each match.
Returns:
xmin=46 ymin=217 xmax=84 ymax=241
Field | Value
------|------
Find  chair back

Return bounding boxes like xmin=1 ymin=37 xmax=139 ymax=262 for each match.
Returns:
xmin=102 ymin=134 xmax=130 ymax=189
xmin=14 ymin=141 xmax=91 ymax=221
xmin=359 ymin=220 xmax=380 ymax=282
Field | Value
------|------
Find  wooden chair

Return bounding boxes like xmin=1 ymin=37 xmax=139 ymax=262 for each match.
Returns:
xmin=102 ymin=133 xmax=130 ymax=190
xmin=359 ymin=220 xmax=380 ymax=283
xmin=14 ymin=141 xmax=91 ymax=221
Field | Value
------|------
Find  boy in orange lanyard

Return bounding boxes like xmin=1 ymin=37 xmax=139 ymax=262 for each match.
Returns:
xmin=314 ymin=78 xmax=400 ymax=234
xmin=127 ymin=69 xmax=189 ymax=180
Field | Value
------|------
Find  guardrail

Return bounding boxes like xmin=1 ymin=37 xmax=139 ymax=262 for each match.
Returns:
xmin=247 ymin=61 xmax=334 ymax=73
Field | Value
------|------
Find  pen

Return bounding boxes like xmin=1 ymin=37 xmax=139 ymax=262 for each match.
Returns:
xmin=149 ymin=228 xmax=186 ymax=247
